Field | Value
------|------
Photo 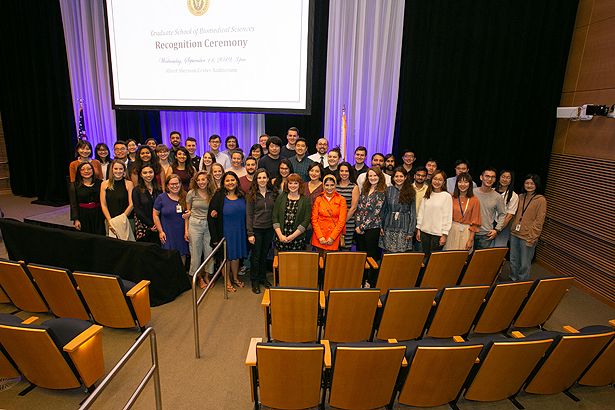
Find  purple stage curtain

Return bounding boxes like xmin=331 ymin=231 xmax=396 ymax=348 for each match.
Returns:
xmin=159 ymin=111 xmax=265 ymax=155
xmin=59 ymin=0 xmax=116 ymax=150
xmin=324 ymin=0 xmax=405 ymax=159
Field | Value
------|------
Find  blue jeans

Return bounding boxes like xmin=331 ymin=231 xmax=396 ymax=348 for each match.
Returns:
xmin=493 ymin=225 xmax=511 ymax=248
xmin=188 ymin=217 xmax=214 ymax=276
xmin=474 ymin=234 xmax=494 ymax=250
xmin=509 ymin=235 xmax=536 ymax=281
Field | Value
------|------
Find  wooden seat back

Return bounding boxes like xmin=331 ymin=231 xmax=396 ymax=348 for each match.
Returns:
xmin=27 ymin=264 xmax=89 ymax=320
xmin=0 ymin=286 xmax=10 ymax=304
xmin=329 ymin=344 xmax=405 ymax=410
xmin=578 ymin=337 xmax=615 ymax=386
xmin=324 ymin=289 xmax=380 ymax=342
xmin=375 ymin=253 xmax=424 ymax=294
xmin=269 ymin=288 xmax=319 ymax=342
xmin=0 ymin=260 xmax=47 ymax=313
xmin=256 ymin=343 xmax=324 ymax=410
xmin=323 ymin=252 xmax=366 ymax=294
xmin=276 ymin=252 xmax=319 ymax=288
xmin=427 ymin=285 xmax=490 ymax=338
xmin=73 ymin=272 xmax=136 ymax=328
xmin=459 ymin=247 xmax=508 ymax=285
xmin=376 ymin=288 xmax=437 ymax=341
xmin=0 ymin=349 xmax=19 ymax=379
xmin=513 ymin=277 xmax=574 ymax=328
xmin=398 ymin=343 xmax=483 ymax=407
xmin=420 ymin=250 xmax=468 ymax=289
xmin=464 ymin=338 xmax=553 ymax=401
xmin=473 ymin=281 xmax=533 ymax=334
xmin=525 ymin=330 xmax=615 ymax=395
xmin=0 ymin=324 xmax=80 ymax=389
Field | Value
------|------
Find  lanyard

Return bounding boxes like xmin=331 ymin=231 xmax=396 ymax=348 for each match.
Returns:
xmin=519 ymin=193 xmax=537 ymax=221
xmin=458 ymin=196 xmax=470 ymax=218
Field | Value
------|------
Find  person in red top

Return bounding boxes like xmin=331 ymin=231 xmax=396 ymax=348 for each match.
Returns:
xmin=69 ymin=140 xmax=103 ymax=182
xmin=239 ymin=156 xmax=257 ymax=194
xmin=311 ymin=174 xmax=348 ymax=252
xmin=444 ymin=172 xmax=481 ymax=251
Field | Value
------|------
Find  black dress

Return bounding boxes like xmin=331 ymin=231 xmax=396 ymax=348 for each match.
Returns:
xmin=132 ymin=186 xmax=162 ymax=243
xmin=69 ymin=180 xmax=105 ymax=235
xmin=106 ymin=178 xmax=129 ymax=218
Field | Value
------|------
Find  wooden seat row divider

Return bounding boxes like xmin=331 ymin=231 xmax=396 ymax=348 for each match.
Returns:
xmin=261 ymin=276 xmax=575 ymax=344
xmin=0 ymin=259 xmax=151 ymax=330
xmin=246 ymin=320 xmax=615 ymax=410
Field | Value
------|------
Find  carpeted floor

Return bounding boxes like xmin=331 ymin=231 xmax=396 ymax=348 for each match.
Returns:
xmin=0 ymin=192 xmax=614 ymax=409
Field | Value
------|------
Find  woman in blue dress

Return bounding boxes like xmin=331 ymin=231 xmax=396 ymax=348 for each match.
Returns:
xmin=153 ymin=174 xmax=190 ymax=265
xmin=208 ymin=171 xmax=248 ymax=293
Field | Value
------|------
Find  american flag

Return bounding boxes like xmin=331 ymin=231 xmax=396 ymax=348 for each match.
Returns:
xmin=78 ymin=99 xmax=87 ymax=141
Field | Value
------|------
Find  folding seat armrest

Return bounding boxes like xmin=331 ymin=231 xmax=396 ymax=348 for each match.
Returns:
xmin=63 ymin=325 xmax=103 ymax=353
xmin=321 ymin=340 xmax=331 ymax=368
xmin=63 ymin=325 xmax=105 ymax=388
xmin=377 ymin=299 xmax=382 ymax=308
xmin=511 ymin=331 xmax=525 ymax=338
xmin=366 ymin=257 xmax=378 ymax=269
xmin=261 ymin=289 xmax=270 ymax=307
xmin=453 ymin=336 xmax=465 ymax=343
xmin=319 ymin=291 xmax=326 ymax=310
xmin=387 ymin=339 xmax=408 ymax=366
xmin=319 ymin=256 xmax=324 ymax=269
xmin=562 ymin=325 xmax=579 ymax=334
xmin=609 ymin=319 xmax=615 ymax=328
xmin=21 ymin=316 xmax=39 ymax=325
xmin=126 ymin=280 xmax=151 ymax=297
xmin=272 ymin=256 xmax=278 ymax=269
xmin=245 ymin=337 xmax=262 ymax=366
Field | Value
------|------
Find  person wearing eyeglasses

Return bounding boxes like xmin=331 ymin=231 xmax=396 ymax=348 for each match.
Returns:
xmin=473 ymin=167 xmax=506 ymax=249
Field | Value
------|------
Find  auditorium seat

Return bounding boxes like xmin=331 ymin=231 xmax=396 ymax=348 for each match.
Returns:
xmin=374 ymin=252 xmax=424 ymax=294
xmin=463 ymin=332 xmax=554 ymax=405
xmin=397 ymin=338 xmax=483 ymax=408
xmin=524 ymin=324 xmax=615 ymax=397
xmin=261 ymin=287 xmax=319 ymax=342
xmin=0 ymin=313 xmax=104 ymax=391
xmin=26 ymin=263 xmax=90 ymax=321
xmin=374 ymin=288 xmax=437 ymax=341
xmin=426 ymin=285 xmax=490 ymax=338
xmin=321 ymin=252 xmax=367 ymax=294
xmin=72 ymin=271 xmax=151 ymax=330
xmin=245 ymin=338 xmax=325 ymax=410
xmin=0 ymin=259 xmax=48 ymax=313
xmin=419 ymin=250 xmax=468 ymax=289
xmin=326 ymin=342 xmax=405 ymax=410
xmin=323 ymin=289 xmax=380 ymax=343
xmin=471 ymin=281 xmax=534 ymax=335
xmin=272 ymin=251 xmax=319 ymax=288
xmin=512 ymin=276 xmax=574 ymax=329
xmin=459 ymin=247 xmax=508 ymax=286
xmin=577 ymin=321 xmax=615 ymax=386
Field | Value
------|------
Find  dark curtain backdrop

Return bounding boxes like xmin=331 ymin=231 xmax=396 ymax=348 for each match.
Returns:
xmin=264 ymin=0 xmax=329 ymax=150
xmin=0 ymin=1 xmax=76 ymax=204
xmin=393 ymin=0 xmax=578 ymax=189
xmin=115 ymin=110 xmax=162 ymax=144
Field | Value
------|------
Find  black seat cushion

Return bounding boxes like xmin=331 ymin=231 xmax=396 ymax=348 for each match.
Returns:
xmin=42 ymin=318 xmax=92 ymax=348
xmin=0 ymin=314 xmax=24 ymax=325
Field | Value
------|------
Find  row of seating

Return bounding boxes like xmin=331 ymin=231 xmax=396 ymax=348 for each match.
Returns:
xmin=261 ymin=277 xmax=575 ymax=343
xmin=273 ymin=248 xmax=509 ymax=293
xmin=0 ymin=259 xmax=151 ymax=330
xmin=245 ymin=321 xmax=615 ymax=409
xmin=0 ymin=313 xmax=105 ymax=392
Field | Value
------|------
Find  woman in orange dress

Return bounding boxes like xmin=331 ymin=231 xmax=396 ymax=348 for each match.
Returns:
xmin=311 ymin=174 xmax=348 ymax=252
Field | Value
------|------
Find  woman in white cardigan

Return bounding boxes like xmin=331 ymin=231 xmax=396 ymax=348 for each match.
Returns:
xmin=416 ymin=170 xmax=452 ymax=256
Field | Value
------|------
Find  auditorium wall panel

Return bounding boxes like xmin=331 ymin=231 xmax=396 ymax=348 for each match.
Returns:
xmin=537 ymin=0 xmax=615 ymax=305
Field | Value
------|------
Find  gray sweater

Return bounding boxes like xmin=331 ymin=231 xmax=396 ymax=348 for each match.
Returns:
xmin=474 ymin=188 xmax=506 ymax=234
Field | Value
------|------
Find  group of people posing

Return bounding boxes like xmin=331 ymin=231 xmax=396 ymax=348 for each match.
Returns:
xmin=68 ymin=128 xmax=547 ymax=294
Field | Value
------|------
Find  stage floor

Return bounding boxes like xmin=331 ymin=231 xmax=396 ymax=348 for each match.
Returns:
xmin=23 ymin=205 xmax=73 ymax=230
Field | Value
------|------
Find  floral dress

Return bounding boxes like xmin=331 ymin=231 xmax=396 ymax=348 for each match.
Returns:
xmin=379 ymin=186 xmax=416 ymax=252
xmin=274 ymin=199 xmax=304 ymax=251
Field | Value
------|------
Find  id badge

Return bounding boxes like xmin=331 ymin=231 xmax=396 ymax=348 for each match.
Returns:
xmin=176 ymin=204 xmax=183 ymax=213
xmin=394 ymin=212 xmax=400 ymax=221
xmin=515 ymin=224 xmax=521 ymax=232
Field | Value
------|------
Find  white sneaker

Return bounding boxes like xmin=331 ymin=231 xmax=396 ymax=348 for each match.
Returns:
xmin=239 ymin=266 xmax=248 ymax=276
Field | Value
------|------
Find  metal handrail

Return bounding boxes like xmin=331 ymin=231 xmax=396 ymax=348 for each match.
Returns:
xmin=192 ymin=237 xmax=228 ymax=358
xmin=79 ymin=327 xmax=162 ymax=410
